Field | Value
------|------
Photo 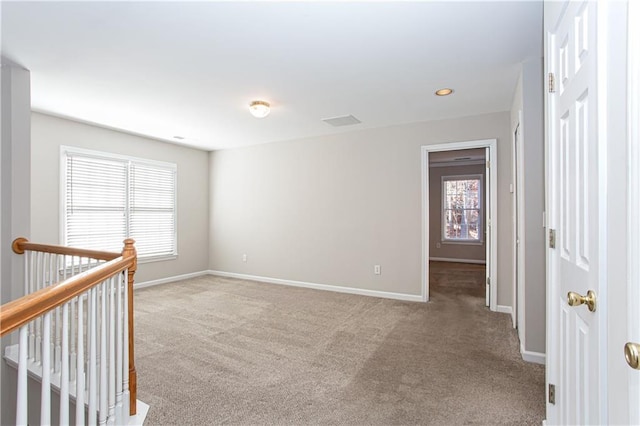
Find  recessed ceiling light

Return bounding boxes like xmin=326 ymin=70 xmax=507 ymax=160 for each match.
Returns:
xmin=435 ymin=88 xmax=454 ymax=96
xmin=173 ymin=136 xmax=185 ymax=140
xmin=249 ymin=100 xmax=270 ymax=118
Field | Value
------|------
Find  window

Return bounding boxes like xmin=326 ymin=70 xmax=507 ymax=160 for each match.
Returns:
xmin=62 ymin=147 xmax=177 ymax=261
xmin=442 ymin=175 xmax=482 ymax=242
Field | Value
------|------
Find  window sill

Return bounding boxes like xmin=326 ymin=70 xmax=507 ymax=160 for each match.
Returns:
xmin=138 ymin=254 xmax=178 ymax=264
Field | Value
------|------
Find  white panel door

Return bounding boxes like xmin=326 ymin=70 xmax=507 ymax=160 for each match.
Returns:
xmin=547 ymin=1 xmax=603 ymax=424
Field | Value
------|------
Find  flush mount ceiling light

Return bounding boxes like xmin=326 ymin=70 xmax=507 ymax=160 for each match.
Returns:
xmin=249 ymin=100 xmax=270 ymax=118
xmin=435 ymin=88 xmax=454 ymax=96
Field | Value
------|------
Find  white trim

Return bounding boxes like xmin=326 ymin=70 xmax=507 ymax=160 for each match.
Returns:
xmin=422 ymin=139 xmax=498 ymax=311
xmin=208 ymin=270 xmax=424 ymax=302
xmin=133 ymin=270 xmax=209 ymax=290
xmin=627 ymin=0 xmax=640 ymax=422
xmin=429 ymin=257 xmax=486 ymax=265
xmin=496 ymin=305 xmax=513 ymax=315
xmin=60 ymin=145 xmax=177 ymax=170
xmin=544 ymin=11 xmax=559 ymax=425
xmin=421 ymin=145 xmax=429 ymax=302
xmin=514 ymin=113 xmax=526 ymax=335
xmin=520 ymin=343 xmax=546 ymax=365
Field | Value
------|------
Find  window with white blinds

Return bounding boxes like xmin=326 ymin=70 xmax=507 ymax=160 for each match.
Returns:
xmin=62 ymin=147 xmax=177 ymax=260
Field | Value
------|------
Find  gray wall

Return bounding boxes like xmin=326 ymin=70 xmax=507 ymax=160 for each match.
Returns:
xmin=1 ymin=61 xmax=31 ymax=426
xmin=30 ymin=113 xmax=210 ymax=283
xmin=429 ymin=163 xmax=486 ymax=262
xmin=510 ymin=58 xmax=546 ymax=355
xmin=209 ymin=111 xmax=513 ymax=306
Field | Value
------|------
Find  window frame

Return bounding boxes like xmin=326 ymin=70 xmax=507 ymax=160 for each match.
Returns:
xmin=60 ymin=146 xmax=178 ymax=263
xmin=441 ymin=174 xmax=483 ymax=245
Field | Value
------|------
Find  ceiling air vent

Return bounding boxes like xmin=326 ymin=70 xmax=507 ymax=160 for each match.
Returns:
xmin=322 ymin=115 xmax=362 ymax=127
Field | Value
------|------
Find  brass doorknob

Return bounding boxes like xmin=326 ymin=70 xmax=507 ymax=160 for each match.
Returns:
xmin=625 ymin=342 xmax=640 ymax=370
xmin=567 ymin=290 xmax=597 ymax=312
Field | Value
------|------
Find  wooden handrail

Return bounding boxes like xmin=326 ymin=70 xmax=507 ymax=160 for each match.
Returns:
xmin=12 ymin=237 xmax=121 ymax=261
xmin=0 ymin=255 xmax=135 ymax=337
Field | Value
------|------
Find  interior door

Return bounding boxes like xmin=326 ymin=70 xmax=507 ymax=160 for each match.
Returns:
xmin=484 ymin=147 xmax=490 ymax=307
xmin=547 ymin=0 xmax=603 ymax=424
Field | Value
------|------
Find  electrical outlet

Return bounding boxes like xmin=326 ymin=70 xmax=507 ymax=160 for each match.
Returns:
xmin=374 ymin=265 xmax=381 ymax=275
xmin=242 ymin=254 xmax=247 ymax=262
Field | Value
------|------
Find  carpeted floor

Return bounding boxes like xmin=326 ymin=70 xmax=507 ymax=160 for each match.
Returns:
xmin=134 ymin=262 xmax=545 ymax=425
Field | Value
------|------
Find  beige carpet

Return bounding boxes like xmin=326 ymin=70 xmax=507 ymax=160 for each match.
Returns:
xmin=134 ymin=263 xmax=545 ymax=425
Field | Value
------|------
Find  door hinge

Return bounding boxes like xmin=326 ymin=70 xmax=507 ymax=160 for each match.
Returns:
xmin=486 ymin=277 xmax=491 ymax=286
xmin=486 ymin=160 xmax=490 ymax=169
xmin=548 ymin=383 xmax=556 ymax=405
xmin=548 ymin=72 xmax=556 ymax=93
xmin=549 ymin=229 xmax=556 ymax=249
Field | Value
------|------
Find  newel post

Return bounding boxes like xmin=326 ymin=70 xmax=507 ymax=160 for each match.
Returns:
xmin=122 ymin=239 xmax=137 ymax=415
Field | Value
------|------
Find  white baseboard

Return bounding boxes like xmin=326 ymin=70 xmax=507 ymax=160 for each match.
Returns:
xmin=520 ymin=343 xmax=546 ymax=364
xmin=134 ymin=270 xmax=210 ymax=290
xmin=429 ymin=257 xmax=486 ymax=265
xmin=496 ymin=304 xmax=513 ymax=315
xmin=208 ymin=270 xmax=425 ymax=302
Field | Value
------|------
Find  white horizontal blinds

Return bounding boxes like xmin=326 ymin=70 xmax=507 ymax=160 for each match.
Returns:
xmin=63 ymin=148 xmax=177 ymax=259
xmin=65 ymin=155 xmax=127 ymax=252
xmin=129 ymin=163 xmax=176 ymax=257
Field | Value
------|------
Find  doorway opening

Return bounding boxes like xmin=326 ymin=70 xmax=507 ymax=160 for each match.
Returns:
xmin=421 ymin=139 xmax=498 ymax=310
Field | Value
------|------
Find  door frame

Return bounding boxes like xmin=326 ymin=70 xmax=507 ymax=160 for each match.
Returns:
xmin=512 ymin=114 xmax=525 ymax=334
xmin=421 ymin=139 xmax=498 ymax=310
xmin=627 ymin=0 xmax=640 ymax=420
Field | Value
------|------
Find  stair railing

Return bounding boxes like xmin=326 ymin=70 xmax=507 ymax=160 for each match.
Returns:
xmin=1 ymin=238 xmax=138 ymax=425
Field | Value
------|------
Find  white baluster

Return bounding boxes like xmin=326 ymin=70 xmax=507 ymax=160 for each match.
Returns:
xmin=70 ymin=257 xmax=77 ymax=382
xmin=35 ymin=252 xmax=43 ymax=364
xmin=123 ymin=271 xmax=130 ymax=419
xmin=88 ymin=287 xmax=98 ymax=426
xmin=108 ymin=277 xmax=116 ymax=424
xmin=41 ymin=312 xmax=51 ymax=425
xmin=115 ymin=273 xmax=124 ymax=425
xmin=99 ymin=281 xmax=108 ymax=425
xmin=16 ymin=326 xmax=28 ymax=426
xmin=28 ymin=252 xmax=35 ymax=360
xmin=60 ymin=303 xmax=70 ymax=425
xmin=76 ymin=296 xmax=85 ymax=425
xmin=54 ymin=254 xmax=62 ymax=372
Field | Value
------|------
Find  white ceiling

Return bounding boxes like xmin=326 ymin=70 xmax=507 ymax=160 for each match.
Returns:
xmin=1 ymin=1 xmax=542 ymax=151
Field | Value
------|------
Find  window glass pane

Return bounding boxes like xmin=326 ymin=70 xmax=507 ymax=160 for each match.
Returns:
xmin=442 ymin=176 xmax=481 ymax=241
